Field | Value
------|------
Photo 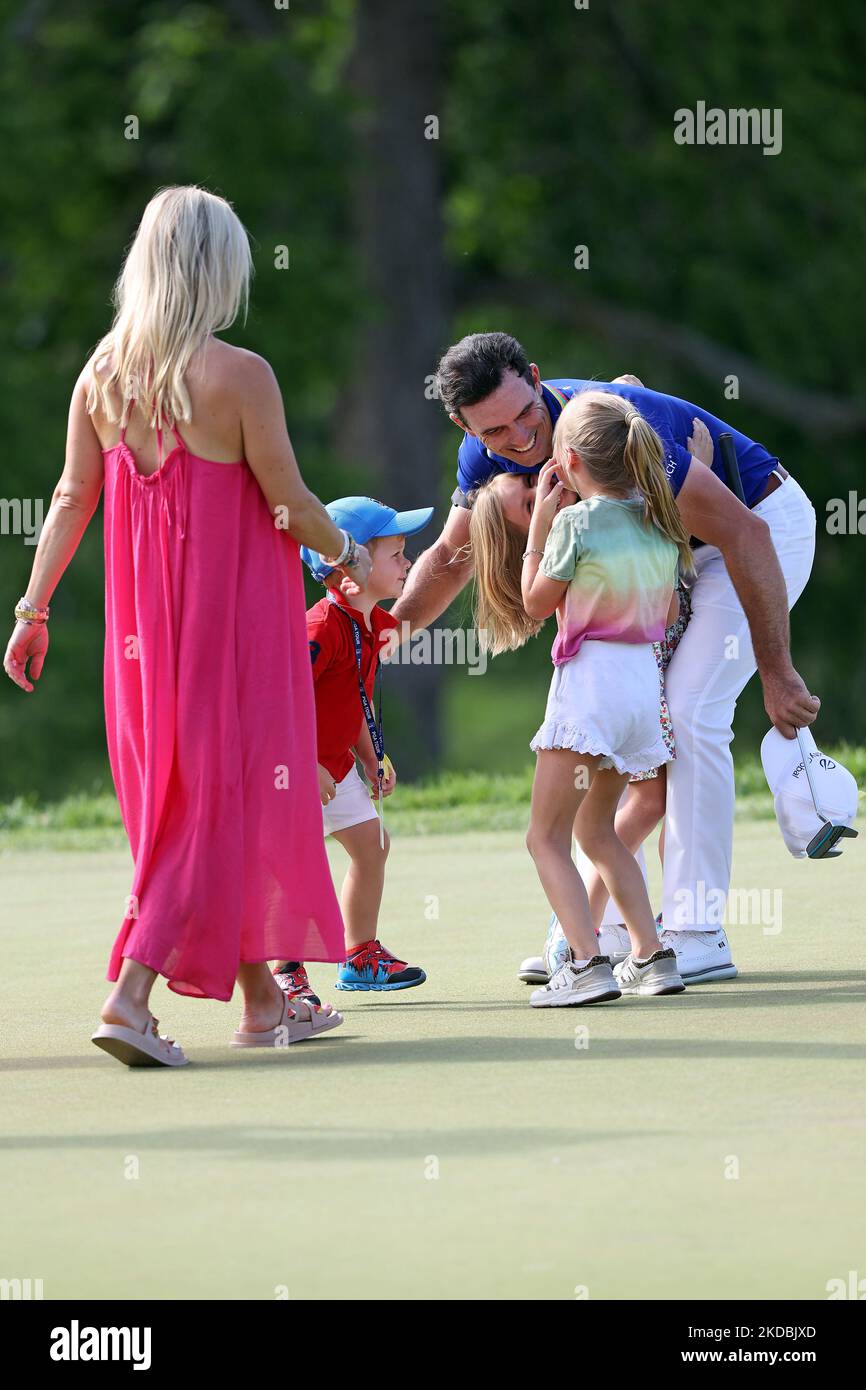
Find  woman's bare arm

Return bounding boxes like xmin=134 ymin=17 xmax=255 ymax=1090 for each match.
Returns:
xmin=239 ymin=355 xmax=355 ymax=561
xmin=19 ymin=371 xmax=106 ymax=609
xmin=390 ymin=504 xmax=474 ymax=638
xmin=3 ymin=372 xmax=106 ymax=690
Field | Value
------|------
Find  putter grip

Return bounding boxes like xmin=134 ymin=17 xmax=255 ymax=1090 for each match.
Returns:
xmin=719 ymin=432 xmax=746 ymax=503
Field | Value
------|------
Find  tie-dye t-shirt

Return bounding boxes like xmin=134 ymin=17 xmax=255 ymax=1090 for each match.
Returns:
xmin=539 ymin=495 xmax=678 ymax=666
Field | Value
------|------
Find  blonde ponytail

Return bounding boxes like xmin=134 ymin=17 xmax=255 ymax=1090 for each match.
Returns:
xmin=623 ymin=412 xmax=696 ymax=580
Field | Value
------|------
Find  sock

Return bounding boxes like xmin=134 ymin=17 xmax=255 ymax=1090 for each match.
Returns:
xmin=571 ymin=957 xmax=590 ymax=969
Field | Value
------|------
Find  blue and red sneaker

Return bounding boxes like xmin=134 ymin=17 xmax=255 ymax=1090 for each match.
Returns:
xmin=273 ymin=961 xmax=321 ymax=1007
xmin=334 ymin=939 xmax=426 ymax=992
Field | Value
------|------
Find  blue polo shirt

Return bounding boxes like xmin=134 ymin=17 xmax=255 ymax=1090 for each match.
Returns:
xmin=455 ymin=378 xmax=779 ymax=509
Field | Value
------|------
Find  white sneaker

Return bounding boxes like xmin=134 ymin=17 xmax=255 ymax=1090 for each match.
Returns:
xmin=544 ymin=914 xmax=573 ymax=977
xmin=530 ymin=956 xmax=621 ymax=1008
xmin=614 ymin=948 xmax=685 ymax=996
xmin=517 ymin=955 xmax=548 ymax=984
xmin=523 ymin=916 xmax=631 ymax=982
xmin=597 ymin=922 xmax=631 ymax=964
xmin=658 ymin=928 xmax=737 ymax=983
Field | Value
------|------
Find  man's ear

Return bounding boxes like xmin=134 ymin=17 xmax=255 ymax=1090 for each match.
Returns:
xmin=449 ymin=411 xmax=473 ymax=437
xmin=529 ymin=363 xmax=543 ymax=393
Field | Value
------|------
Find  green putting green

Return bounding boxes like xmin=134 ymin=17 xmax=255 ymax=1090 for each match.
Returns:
xmin=1 ymin=822 xmax=863 ymax=1300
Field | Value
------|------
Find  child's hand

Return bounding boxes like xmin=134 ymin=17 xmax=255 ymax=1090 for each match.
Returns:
xmin=335 ymin=542 xmax=372 ymax=598
xmin=531 ymin=459 xmax=568 ymax=532
xmin=337 ymin=570 xmax=361 ymax=600
xmin=318 ymin=763 xmax=337 ymax=806
xmin=687 ymin=418 xmax=714 ymax=466
xmin=366 ymin=755 xmax=396 ymax=799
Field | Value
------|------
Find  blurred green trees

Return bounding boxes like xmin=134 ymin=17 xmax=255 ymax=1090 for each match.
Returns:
xmin=1 ymin=0 xmax=863 ymax=800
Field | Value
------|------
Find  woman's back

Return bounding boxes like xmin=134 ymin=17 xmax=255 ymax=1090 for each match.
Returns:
xmin=97 ymin=327 xmax=346 ymax=1001
xmin=89 ymin=337 xmax=254 ymax=473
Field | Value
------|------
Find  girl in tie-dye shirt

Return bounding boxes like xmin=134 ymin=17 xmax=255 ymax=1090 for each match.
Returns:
xmin=458 ymin=391 xmax=695 ymax=1011
xmin=516 ymin=390 xmax=696 ymax=1006
xmin=539 ymin=490 xmax=678 ymax=666
xmin=466 ymin=411 xmax=713 ymax=981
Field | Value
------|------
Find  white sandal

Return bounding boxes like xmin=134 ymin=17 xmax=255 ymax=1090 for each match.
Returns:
xmin=230 ymin=993 xmax=343 ymax=1048
xmin=92 ymin=1013 xmax=188 ymax=1067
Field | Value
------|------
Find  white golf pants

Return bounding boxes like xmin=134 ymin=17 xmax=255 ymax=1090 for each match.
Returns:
xmin=662 ymin=473 xmax=816 ymax=930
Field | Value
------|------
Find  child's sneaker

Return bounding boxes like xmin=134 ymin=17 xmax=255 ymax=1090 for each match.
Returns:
xmin=334 ymin=939 xmax=426 ymax=992
xmin=530 ymin=955 xmax=621 ymax=1008
xmin=614 ymin=948 xmax=685 ymax=996
xmin=273 ymin=961 xmax=321 ymax=1007
xmin=543 ymin=913 xmax=573 ymax=977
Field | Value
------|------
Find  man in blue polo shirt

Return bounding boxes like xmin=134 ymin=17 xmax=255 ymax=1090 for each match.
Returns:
xmin=390 ymin=331 xmax=819 ymax=984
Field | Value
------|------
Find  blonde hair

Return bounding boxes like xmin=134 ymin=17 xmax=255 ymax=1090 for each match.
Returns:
xmin=86 ymin=185 xmax=252 ymax=431
xmin=467 ymin=479 xmax=543 ymax=656
xmin=553 ymin=390 xmax=695 ymax=580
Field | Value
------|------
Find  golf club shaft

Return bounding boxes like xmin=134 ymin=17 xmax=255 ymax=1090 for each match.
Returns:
xmin=718 ymin=432 xmax=746 ymax=504
xmin=795 ymin=727 xmax=828 ymax=822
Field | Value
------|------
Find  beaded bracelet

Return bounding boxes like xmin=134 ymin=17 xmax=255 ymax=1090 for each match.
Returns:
xmin=14 ymin=596 xmax=50 ymax=624
xmin=323 ymin=530 xmax=361 ymax=570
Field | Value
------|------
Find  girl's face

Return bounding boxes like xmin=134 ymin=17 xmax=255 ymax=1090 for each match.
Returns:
xmin=553 ymin=444 xmax=585 ymax=495
xmin=368 ymin=534 xmax=412 ymax=599
xmin=495 ymin=469 xmax=578 ymax=534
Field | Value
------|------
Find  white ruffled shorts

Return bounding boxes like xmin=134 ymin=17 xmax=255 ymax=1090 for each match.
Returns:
xmin=530 ymin=639 xmax=673 ymax=777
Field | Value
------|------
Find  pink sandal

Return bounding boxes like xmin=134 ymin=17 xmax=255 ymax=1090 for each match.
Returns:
xmin=230 ymin=992 xmax=343 ymax=1048
xmin=92 ymin=1013 xmax=188 ymax=1068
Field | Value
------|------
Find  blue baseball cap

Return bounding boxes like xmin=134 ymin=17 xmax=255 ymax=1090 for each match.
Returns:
xmin=301 ymin=496 xmax=435 ymax=582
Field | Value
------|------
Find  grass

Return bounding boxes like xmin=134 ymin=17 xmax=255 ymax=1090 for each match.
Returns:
xmin=1 ymin=820 xmax=864 ymax=1299
xmin=3 ymin=745 xmax=864 ymax=850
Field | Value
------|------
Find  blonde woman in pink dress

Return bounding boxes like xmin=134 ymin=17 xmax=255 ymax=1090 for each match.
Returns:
xmin=3 ymin=185 xmax=371 ymax=1067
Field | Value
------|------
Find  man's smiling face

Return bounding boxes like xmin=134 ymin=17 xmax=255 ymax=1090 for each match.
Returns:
xmin=454 ymin=364 xmax=553 ymax=470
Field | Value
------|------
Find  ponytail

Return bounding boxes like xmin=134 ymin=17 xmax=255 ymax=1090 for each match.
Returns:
xmin=623 ymin=413 xmax=696 ymax=580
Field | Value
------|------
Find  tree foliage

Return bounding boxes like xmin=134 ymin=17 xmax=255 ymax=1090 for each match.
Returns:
xmin=1 ymin=0 xmax=863 ymax=798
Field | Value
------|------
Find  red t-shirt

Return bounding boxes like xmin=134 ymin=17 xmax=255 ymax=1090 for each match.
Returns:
xmin=307 ymin=592 xmax=399 ymax=782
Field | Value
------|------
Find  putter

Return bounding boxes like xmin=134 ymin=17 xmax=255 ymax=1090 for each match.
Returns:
xmin=718 ymin=431 xmax=747 ymax=503
xmin=718 ymin=435 xmax=857 ymax=858
xmin=794 ymin=728 xmax=858 ymax=859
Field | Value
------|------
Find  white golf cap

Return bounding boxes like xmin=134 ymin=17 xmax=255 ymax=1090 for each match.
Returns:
xmin=760 ymin=726 xmax=859 ymax=858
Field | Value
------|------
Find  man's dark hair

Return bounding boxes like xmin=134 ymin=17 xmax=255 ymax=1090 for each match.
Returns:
xmin=435 ymin=332 xmax=533 ymax=420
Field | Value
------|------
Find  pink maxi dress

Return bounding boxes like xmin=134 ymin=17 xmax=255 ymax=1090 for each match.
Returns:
xmin=101 ymin=415 xmax=345 ymax=1000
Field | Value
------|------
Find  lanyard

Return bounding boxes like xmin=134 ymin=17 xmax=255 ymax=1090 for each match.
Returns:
xmin=331 ymin=598 xmax=386 ymax=845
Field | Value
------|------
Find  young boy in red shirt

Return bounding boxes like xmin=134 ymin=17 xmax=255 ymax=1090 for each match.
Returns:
xmin=272 ymin=496 xmax=434 ymax=1007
